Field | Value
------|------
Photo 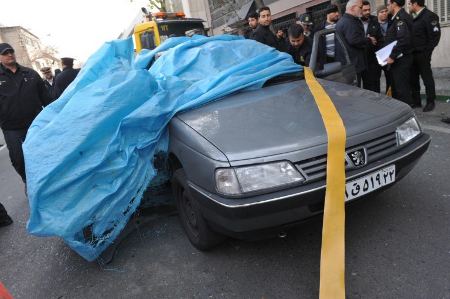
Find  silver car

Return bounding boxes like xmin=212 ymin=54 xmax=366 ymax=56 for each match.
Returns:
xmin=147 ymin=30 xmax=431 ymax=250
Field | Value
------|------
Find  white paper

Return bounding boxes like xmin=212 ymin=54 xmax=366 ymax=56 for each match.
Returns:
xmin=375 ymin=41 xmax=397 ymax=66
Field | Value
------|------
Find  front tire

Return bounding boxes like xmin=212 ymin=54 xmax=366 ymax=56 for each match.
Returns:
xmin=172 ymin=169 xmax=225 ymax=250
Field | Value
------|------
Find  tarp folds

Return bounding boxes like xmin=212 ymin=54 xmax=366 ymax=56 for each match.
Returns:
xmin=24 ymin=35 xmax=302 ymax=261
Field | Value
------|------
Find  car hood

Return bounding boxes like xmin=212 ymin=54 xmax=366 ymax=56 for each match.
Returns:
xmin=176 ymin=79 xmax=412 ymax=161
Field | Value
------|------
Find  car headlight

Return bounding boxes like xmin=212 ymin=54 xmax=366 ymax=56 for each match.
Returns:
xmin=215 ymin=161 xmax=305 ymax=196
xmin=396 ymin=117 xmax=421 ymax=146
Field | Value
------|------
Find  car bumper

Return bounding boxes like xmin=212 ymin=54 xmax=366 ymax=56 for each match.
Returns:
xmin=187 ymin=133 xmax=431 ymax=238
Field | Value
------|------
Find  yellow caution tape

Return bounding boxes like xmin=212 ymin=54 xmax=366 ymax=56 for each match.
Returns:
xmin=304 ymin=68 xmax=347 ymax=299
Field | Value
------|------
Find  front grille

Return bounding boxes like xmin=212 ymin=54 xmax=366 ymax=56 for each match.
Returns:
xmin=295 ymin=132 xmax=398 ymax=182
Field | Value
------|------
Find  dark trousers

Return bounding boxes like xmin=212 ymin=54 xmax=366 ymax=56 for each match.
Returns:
xmin=2 ymin=128 xmax=28 ymax=182
xmin=361 ymin=61 xmax=381 ymax=93
xmin=411 ymin=51 xmax=436 ymax=106
xmin=356 ymin=72 xmax=363 ymax=88
xmin=390 ymin=54 xmax=413 ymax=105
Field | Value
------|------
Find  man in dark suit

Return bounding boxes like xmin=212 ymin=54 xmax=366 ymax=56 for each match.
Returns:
xmin=361 ymin=0 xmax=384 ymax=92
xmin=336 ymin=0 xmax=376 ymax=87
xmin=52 ymin=57 xmax=80 ymax=99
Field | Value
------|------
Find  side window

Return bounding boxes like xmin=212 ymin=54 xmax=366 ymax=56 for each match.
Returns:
xmin=140 ymin=31 xmax=156 ymax=50
xmin=310 ymin=28 xmax=357 ymax=85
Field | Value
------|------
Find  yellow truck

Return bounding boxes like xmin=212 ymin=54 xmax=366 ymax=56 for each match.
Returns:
xmin=133 ymin=11 xmax=206 ymax=52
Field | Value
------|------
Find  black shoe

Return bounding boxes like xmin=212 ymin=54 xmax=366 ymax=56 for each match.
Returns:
xmin=442 ymin=117 xmax=450 ymax=124
xmin=410 ymin=104 xmax=422 ymax=108
xmin=422 ymin=102 xmax=435 ymax=112
xmin=0 ymin=214 xmax=13 ymax=227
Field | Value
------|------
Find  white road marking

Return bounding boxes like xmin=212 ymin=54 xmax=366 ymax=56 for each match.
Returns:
xmin=422 ymin=124 xmax=450 ymax=134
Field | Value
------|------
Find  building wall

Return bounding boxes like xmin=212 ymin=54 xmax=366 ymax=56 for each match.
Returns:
xmin=431 ymin=25 xmax=450 ymax=68
xmin=166 ymin=0 xmax=184 ymax=12
xmin=208 ymin=0 xmax=252 ymax=31
xmin=181 ymin=0 xmax=212 ymax=30
xmin=0 ymin=26 xmax=59 ymax=73
xmin=0 ymin=27 xmax=33 ymax=68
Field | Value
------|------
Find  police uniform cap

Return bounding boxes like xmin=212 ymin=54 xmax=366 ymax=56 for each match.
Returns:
xmin=0 ymin=43 xmax=14 ymax=55
xmin=298 ymin=13 xmax=313 ymax=25
xmin=61 ymin=57 xmax=75 ymax=65
xmin=40 ymin=67 xmax=52 ymax=73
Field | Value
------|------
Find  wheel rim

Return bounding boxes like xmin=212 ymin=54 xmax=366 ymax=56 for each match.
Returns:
xmin=182 ymin=192 xmax=198 ymax=231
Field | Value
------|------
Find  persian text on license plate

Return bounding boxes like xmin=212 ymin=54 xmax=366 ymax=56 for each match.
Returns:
xmin=345 ymin=165 xmax=396 ymax=201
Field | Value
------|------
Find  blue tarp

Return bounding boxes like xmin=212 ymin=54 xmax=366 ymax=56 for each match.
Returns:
xmin=23 ymin=35 xmax=302 ymax=261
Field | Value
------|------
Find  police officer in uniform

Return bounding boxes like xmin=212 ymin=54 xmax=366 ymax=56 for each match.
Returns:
xmin=385 ymin=0 xmax=414 ymax=106
xmin=409 ymin=0 xmax=441 ymax=112
xmin=40 ymin=66 xmax=56 ymax=100
xmin=52 ymin=57 xmax=80 ymax=99
xmin=286 ymin=24 xmax=312 ymax=66
xmin=298 ymin=14 xmax=315 ymax=39
xmin=0 ymin=43 xmax=52 ymax=225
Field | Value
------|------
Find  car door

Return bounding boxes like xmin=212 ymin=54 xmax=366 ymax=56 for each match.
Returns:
xmin=309 ymin=28 xmax=357 ymax=86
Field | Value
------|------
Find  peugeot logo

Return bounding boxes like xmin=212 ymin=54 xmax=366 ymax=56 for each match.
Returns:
xmin=347 ymin=148 xmax=367 ymax=168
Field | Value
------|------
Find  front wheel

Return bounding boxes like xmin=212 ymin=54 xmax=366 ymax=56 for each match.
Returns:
xmin=171 ymin=169 xmax=225 ymax=250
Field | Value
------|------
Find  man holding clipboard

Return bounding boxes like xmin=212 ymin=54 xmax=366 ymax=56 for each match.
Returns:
xmin=383 ymin=0 xmax=414 ymax=106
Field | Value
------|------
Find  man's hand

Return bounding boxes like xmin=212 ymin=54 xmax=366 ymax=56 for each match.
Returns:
xmin=368 ymin=36 xmax=377 ymax=45
xmin=386 ymin=57 xmax=395 ymax=65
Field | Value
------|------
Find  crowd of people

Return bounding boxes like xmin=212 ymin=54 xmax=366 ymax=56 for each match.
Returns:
xmin=0 ymin=42 xmax=79 ymax=227
xmin=244 ymin=0 xmax=442 ymax=114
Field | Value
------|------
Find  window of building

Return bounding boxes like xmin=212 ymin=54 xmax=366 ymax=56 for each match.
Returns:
xmin=306 ymin=1 xmax=349 ymax=28
xmin=272 ymin=13 xmax=297 ymax=31
xmin=427 ymin=0 xmax=449 ymax=24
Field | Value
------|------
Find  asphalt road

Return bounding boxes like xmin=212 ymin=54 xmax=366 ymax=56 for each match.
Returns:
xmin=0 ymin=103 xmax=449 ymax=299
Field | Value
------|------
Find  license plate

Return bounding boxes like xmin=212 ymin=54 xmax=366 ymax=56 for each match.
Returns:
xmin=345 ymin=165 xmax=396 ymax=201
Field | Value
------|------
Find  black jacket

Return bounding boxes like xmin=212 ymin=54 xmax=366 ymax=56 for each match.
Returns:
xmin=287 ymin=38 xmax=312 ymax=66
xmin=412 ymin=7 xmax=441 ymax=52
xmin=52 ymin=67 xmax=80 ymax=99
xmin=336 ymin=13 xmax=369 ymax=73
xmin=251 ymin=25 xmax=283 ymax=51
xmin=43 ymin=79 xmax=55 ymax=100
xmin=244 ymin=28 xmax=255 ymax=39
xmin=385 ymin=8 xmax=413 ymax=59
xmin=362 ymin=15 xmax=384 ymax=65
xmin=0 ymin=64 xmax=51 ymax=130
